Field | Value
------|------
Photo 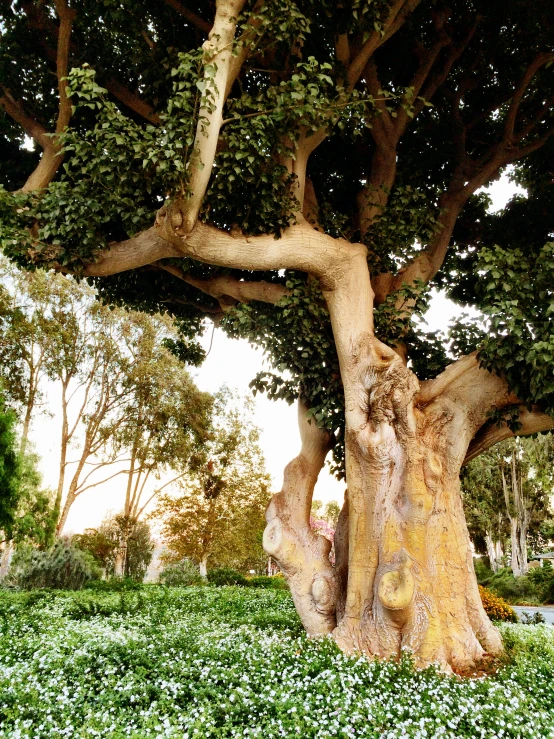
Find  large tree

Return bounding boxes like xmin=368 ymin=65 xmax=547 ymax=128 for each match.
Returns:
xmin=1 ymin=0 xmax=554 ymax=671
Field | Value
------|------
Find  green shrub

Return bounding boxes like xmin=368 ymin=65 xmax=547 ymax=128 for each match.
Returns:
xmin=9 ymin=540 xmax=100 ymax=590
xmin=83 ymin=576 xmax=142 ymax=592
xmin=246 ymin=575 xmax=288 ymax=590
xmin=158 ymin=559 xmax=204 ymax=587
xmin=207 ymin=567 xmax=248 ymax=586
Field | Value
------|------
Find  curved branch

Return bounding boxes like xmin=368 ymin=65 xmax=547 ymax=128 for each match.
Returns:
xmin=464 ymin=407 xmax=554 ymax=464
xmin=264 ymin=399 xmax=337 ymax=634
xmin=417 ymin=353 xmax=523 ymax=465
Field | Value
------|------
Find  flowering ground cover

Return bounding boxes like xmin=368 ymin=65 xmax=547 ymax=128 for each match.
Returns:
xmin=0 ymin=587 xmax=552 ymax=739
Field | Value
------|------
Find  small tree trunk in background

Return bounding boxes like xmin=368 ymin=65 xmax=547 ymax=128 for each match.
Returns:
xmin=0 ymin=541 xmax=13 ymax=578
xmin=485 ymin=533 xmax=501 ymax=573
xmin=199 ymin=556 xmax=208 ymax=578
xmin=114 ymin=536 xmax=128 ymax=578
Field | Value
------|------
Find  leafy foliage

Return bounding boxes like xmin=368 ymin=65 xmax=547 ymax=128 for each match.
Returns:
xmin=152 ymin=389 xmax=271 ymax=572
xmin=74 ymin=513 xmax=154 ymax=582
xmin=8 ymin=539 xmax=100 ymax=590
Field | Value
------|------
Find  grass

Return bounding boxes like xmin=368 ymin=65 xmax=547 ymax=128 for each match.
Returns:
xmin=0 ymin=586 xmax=553 ymax=738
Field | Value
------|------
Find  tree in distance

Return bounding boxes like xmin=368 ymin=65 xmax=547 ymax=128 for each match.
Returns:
xmin=152 ymin=390 xmax=271 ymax=577
xmin=74 ymin=512 xmax=154 ymax=582
xmin=1 ymin=0 xmax=554 ymax=670
xmin=462 ymin=433 xmax=554 ymax=576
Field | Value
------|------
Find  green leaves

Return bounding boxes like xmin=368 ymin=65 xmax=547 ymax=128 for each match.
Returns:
xmin=477 ymin=242 xmax=554 ymax=416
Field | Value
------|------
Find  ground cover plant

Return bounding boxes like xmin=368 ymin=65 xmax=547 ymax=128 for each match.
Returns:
xmin=0 ymin=587 xmax=553 ymax=739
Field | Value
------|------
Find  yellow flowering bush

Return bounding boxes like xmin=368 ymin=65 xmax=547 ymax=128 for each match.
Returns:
xmin=479 ymin=585 xmax=518 ymax=622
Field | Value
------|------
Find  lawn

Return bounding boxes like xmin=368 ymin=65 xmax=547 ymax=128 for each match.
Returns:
xmin=0 ymin=586 xmax=552 ymax=738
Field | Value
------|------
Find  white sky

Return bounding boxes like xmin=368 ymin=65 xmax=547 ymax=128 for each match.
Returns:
xmin=27 ymin=172 xmax=523 ymax=534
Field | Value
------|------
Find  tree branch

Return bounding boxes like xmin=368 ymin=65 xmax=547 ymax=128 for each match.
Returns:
xmin=503 ymin=52 xmax=554 ymax=143
xmin=0 ymin=88 xmax=51 ymax=149
xmin=154 ymin=262 xmax=290 ymax=309
xmin=162 ymin=0 xmax=212 ymax=33
xmin=347 ymin=0 xmax=421 ymax=90
xmin=464 ymin=407 xmax=554 ymax=464
xmin=17 ymin=0 xmax=76 ymax=192
xmin=178 ymin=0 xmax=247 ymax=235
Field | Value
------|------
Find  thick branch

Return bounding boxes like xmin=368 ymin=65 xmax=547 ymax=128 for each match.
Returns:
xmin=18 ymin=0 xmax=75 ymax=192
xmin=83 ymin=228 xmax=182 ymax=276
xmin=0 ymin=88 xmax=51 ymax=149
xmin=180 ymin=0 xmax=247 ymax=235
xmin=264 ymin=400 xmax=337 ymax=634
xmin=347 ymin=0 xmax=421 ymax=90
xmin=417 ymin=353 xmax=520 ymax=465
xmin=464 ymin=407 xmax=554 ymax=464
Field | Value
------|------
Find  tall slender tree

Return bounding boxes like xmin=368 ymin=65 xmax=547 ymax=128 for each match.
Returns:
xmin=1 ymin=0 xmax=554 ymax=670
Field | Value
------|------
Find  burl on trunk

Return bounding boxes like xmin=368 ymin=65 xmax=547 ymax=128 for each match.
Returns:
xmin=265 ymin=338 xmax=504 ymax=673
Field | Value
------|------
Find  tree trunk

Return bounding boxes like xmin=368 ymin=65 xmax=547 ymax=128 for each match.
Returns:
xmin=0 ymin=541 xmax=13 ymax=579
xmin=56 ymin=490 xmax=75 ymax=536
xmin=199 ymin=555 xmax=208 ymax=579
xmin=484 ymin=533 xmax=503 ymax=574
xmin=265 ymin=342 xmax=503 ymax=673
xmin=114 ymin=536 xmax=128 ymax=578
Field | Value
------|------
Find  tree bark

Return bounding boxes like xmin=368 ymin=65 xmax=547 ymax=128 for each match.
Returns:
xmin=114 ymin=536 xmax=128 ymax=577
xmin=266 ymin=349 xmax=503 ymax=672
xmin=199 ymin=555 xmax=208 ymax=579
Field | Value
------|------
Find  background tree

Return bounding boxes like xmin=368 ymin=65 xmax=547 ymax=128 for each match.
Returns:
xmin=109 ymin=313 xmax=212 ymax=575
xmin=462 ymin=434 xmax=554 ymax=576
xmin=153 ymin=391 xmax=271 ymax=576
xmin=1 ymin=0 xmax=554 ymax=670
xmin=75 ymin=512 xmax=154 ymax=581
xmin=461 ymin=451 xmax=509 ymax=573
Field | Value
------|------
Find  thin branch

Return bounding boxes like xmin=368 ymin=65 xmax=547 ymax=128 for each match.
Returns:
xmin=503 ymin=52 xmax=554 ymax=143
xmin=74 ymin=468 xmax=129 ymax=497
xmin=155 ymin=262 xmax=290 ymax=308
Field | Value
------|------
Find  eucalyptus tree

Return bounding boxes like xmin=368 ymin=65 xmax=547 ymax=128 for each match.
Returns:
xmin=109 ymin=312 xmax=212 ymax=576
xmin=1 ymin=0 xmax=554 ymax=670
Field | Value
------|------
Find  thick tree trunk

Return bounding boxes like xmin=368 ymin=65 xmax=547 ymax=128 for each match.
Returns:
xmin=265 ymin=345 xmax=503 ymax=673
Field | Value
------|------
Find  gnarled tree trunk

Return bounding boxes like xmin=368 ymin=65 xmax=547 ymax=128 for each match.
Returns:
xmin=265 ymin=341 xmax=504 ymax=673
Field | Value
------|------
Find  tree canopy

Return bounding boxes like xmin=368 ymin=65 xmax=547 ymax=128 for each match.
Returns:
xmin=1 ymin=0 xmax=553 ymax=473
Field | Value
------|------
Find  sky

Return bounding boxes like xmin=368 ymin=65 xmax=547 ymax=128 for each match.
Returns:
xmin=27 ymin=172 xmax=524 ymax=534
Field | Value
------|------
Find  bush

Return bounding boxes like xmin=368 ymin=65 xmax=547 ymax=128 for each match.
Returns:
xmin=158 ymin=559 xmax=204 ymax=587
xmin=246 ymin=575 xmax=288 ymax=590
xmin=207 ymin=567 xmax=248 ymax=586
xmin=83 ymin=576 xmax=143 ymax=592
xmin=479 ymin=585 xmax=518 ymax=622
xmin=9 ymin=540 xmax=101 ymax=590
